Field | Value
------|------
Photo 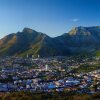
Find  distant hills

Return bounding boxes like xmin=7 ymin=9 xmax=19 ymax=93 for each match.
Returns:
xmin=0 ymin=26 xmax=100 ymax=57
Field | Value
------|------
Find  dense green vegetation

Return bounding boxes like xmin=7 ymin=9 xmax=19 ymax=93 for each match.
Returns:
xmin=75 ymin=64 xmax=100 ymax=73
xmin=95 ymin=51 xmax=100 ymax=57
xmin=0 ymin=91 xmax=100 ymax=100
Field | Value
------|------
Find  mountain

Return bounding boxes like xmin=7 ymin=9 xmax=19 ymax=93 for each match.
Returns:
xmin=0 ymin=28 xmax=70 ymax=57
xmin=0 ymin=26 xmax=100 ymax=57
xmin=55 ymin=26 xmax=100 ymax=55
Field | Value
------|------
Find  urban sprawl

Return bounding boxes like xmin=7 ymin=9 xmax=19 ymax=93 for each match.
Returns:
xmin=0 ymin=55 xmax=100 ymax=94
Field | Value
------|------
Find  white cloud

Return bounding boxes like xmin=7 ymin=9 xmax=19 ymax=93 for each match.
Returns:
xmin=71 ymin=18 xmax=79 ymax=22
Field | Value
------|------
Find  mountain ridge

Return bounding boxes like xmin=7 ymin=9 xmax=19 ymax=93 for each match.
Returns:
xmin=0 ymin=26 xmax=100 ymax=57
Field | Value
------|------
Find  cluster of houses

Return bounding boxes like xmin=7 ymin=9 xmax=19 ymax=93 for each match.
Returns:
xmin=0 ymin=56 xmax=100 ymax=93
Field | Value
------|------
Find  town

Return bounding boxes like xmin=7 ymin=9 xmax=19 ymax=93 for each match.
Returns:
xmin=0 ymin=55 xmax=100 ymax=94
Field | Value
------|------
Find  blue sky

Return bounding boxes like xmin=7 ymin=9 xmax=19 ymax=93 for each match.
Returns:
xmin=0 ymin=0 xmax=100 ymax=38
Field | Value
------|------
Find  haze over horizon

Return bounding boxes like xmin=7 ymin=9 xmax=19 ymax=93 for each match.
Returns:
xmin=0 ymin=0 xmax=100 ymax=38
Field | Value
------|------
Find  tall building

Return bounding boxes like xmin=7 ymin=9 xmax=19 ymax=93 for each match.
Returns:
xmin=45 ymin=64 xmax=48 ymax=71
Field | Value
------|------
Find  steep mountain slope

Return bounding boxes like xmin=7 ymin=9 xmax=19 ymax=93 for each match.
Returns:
xmin=0 ymin=26 xmax=100 ymax=57
xmin=0 ymin=28 xmax=70 ymax=57
xmin=55 ymin=26 xmax=100 ymax=54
